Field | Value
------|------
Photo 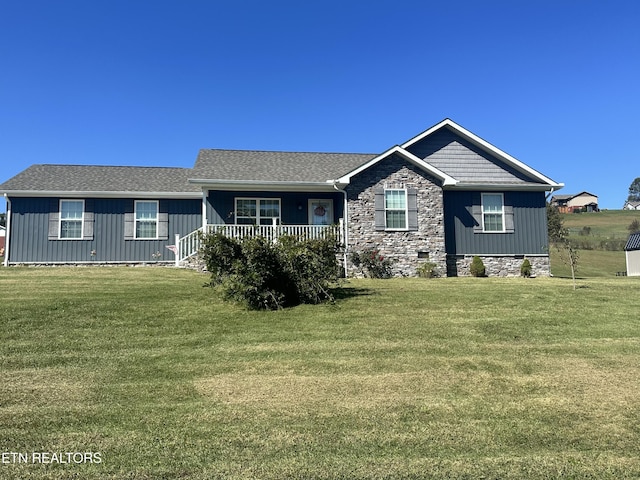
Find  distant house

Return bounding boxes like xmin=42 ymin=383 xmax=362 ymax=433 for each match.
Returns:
xmin=550 ymin=192 xmax=599 ymax=213
xmin=625 ymin=233 xmax=640 ymax=276
xmin=0 ymin=119 xmax=563 ymax=277
xmin=623 ymin=200 xmax=640 ymax=210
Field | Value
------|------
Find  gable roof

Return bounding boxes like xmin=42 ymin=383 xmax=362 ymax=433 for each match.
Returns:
xmin=0 ymin=164 xmax=201 ymax=197
xmin=401 ymin=119 xmax=563 ymax=190
xmin=335 ymin=146 xmax=458 ymax=186
xmin=625 ymin=233 xmax=640 ymax=251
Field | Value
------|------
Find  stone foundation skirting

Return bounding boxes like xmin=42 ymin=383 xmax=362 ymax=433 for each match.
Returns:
xmin=446 ymin=255 xmax=550 ymax=277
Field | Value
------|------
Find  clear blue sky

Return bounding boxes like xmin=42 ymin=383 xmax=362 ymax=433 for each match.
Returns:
xmin=1 ymin=0 xmax=639 ymax=211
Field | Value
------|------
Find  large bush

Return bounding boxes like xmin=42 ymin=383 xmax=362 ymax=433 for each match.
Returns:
xmin=201 ymin=233 xmax=341 ymax=310
xmin=349 ymin=248 xmax=394 ymax=278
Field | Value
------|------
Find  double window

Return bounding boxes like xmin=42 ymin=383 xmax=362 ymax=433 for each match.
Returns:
xmin=235 ymin=198 xmax=281 ymax=225
xmin=135 ymin=200 xmax=159 ymax=239
xmin=59 ymin=200 xmax=84 ymax=239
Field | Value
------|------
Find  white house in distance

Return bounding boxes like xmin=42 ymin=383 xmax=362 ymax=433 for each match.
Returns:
xmin=625 ymin=233 xmax=640 ymax=276
xmin=623 ymin=200 xmax=640 ymax=210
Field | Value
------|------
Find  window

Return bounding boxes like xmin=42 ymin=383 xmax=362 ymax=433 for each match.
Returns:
xmin=135 ymin=201 xmax=158 ymax=239
xmin=482 ymin=193 xmax=504 ymax=232
xmin=235 ymin=198 xmax=281 ymax=225
xmin=385 ymin=189 xmax=407 ymax=230
xmin=59 ymin=200 xmax=84 ymax=239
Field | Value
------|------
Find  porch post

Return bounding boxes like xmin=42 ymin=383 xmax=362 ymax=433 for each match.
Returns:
xmin=174 ymin=233 xmax=181 ymax=267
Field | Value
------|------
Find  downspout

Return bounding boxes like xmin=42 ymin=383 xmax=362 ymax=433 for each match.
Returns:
xmin=545 ymin=186 xmax=556 ymax=202
xmin=333 ymin=182 xmax=349 ymax=277
xmin=4 ymin=194 xmax=10 ymax=267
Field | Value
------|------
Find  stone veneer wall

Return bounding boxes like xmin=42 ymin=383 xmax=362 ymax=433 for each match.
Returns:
xmin=447 ymin=255 xmax=551 ymax=277
xmin=345 ymin=156 xmax=446 ymax=277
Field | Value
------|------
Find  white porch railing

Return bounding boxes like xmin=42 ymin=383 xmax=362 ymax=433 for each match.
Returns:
xmin=174 ymin=221 xmax=343 ymax=266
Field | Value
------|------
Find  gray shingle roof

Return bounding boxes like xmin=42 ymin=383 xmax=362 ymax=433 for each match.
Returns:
xmin=191 ymin=149 xmax=376 ymax=183
xmin=625 ymin=233 xmax=640 ymax=251
xmin=0 ymin=164 xmax=200 ymax=193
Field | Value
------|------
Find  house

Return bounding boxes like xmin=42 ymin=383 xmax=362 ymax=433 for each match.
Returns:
xmin=625 ymin=232 xmax=640 ymax=276
xmin=0 ymin=119 xmax=563 ymax=277
xmin=550 ymin=192 xmax=599 ymax=213
xmin=623 ymin=200 xmax=640 ymax=210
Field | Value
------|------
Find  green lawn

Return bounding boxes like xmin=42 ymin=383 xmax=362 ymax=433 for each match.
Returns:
xmin=1 ymin=267 xmax=640 ymax=479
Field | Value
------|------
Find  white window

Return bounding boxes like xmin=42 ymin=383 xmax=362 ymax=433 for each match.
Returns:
xmin=235 ymin=198 xmax=281 ymax=225
xmin=59 ymin=200 xmax=84 ymax=239
xmin=135 ymin=200 xmax=159 ymax=239
xmin=482 ymin=193 xmax=505 ymax=232
xmin=385 ymin=189 xmax=407 ymax=230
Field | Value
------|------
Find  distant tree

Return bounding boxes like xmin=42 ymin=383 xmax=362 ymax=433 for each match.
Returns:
xmin=546 ymin=203 xmax=564 ymax=242
xmin=0 ymin=212 xmax=5 ymax=227
xmin=628 ymin=219 xmax=640 ymax=234
xmin=628 ymin=177 xmax=640 ymax=202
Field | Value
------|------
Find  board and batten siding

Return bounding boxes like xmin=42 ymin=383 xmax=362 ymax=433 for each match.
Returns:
xmin=7 ymin=197 xmax=202 ymax=263
xmin=444 ymin=190 xmax=549 ymax=255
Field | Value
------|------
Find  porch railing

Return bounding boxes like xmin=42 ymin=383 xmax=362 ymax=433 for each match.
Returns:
xmin=174 ymin=221 xmax=343 ymax=266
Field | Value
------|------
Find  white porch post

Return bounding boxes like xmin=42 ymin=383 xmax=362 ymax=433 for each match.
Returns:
xmin=3 ymin=195 xmax=10 ymax=267
xmin=174 ymin=233 xmax=181 ymax=267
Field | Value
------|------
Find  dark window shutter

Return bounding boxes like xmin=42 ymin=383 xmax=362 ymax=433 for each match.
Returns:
xmin=83 ymin=199 xmax=94 ymax=240
xmin=124 ymin=213 xmax=134 ymax=240
xmin=48 ymin=211 xmax=60 ymax=239
xmin=504 ymin=205 xmax=514 ymax=233
xmin=407 ymin=189 xmax=418 ymax=231
xmin=471 ymin=205 xmax=483 ymax=233
xmin=374 ymin=189 xmax=385 ymax=231
xmin=158 ymin=212 xmax=169 ymax=240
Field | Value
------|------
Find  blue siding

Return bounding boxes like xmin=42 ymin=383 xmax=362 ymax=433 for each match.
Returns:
xmin=205 ymin=190 xmax=344 ymax=225
xmin=8 ymin=197 xmax=201 ymax=263
xmin=444 ymin=191 xmax=548 ymax=255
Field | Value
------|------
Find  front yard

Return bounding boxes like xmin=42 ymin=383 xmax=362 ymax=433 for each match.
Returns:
xmin=1 ymin=267 xmax=639 ymax=478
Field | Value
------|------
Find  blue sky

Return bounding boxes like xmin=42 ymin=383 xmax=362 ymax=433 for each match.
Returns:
xmin=1 ymin=0 xmax=639 ymax=211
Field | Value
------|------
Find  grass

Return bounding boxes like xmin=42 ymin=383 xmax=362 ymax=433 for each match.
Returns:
xmin=1 ymin=267 xmax=640 ymax=478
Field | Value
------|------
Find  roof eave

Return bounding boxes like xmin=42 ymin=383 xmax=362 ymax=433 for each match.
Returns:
xmin=446 ymin=182 xmax=564 ymax=192
xmin=336 ymin=146 xmax=458 ymax=186
xmin=188 ymin=179 xmax=340 ymax=192
xmin=0 ymin=190 xmax=202 ymax=199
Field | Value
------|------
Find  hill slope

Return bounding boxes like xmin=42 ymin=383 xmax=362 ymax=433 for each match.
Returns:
xmin=550 ymin=210 xmax=640 ymax=277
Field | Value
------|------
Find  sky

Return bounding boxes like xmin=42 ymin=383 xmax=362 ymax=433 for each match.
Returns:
xmin=1 ymin=0 xmax=639 ymax=211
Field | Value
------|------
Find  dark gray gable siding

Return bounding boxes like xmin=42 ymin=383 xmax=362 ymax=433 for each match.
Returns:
xmin=405 ymin=128 xmax=539 ymax=184
xmin=444 ymin=191 xmax=548 ymax=255
xmin=8 ymin=197 xmax=201 ymax=263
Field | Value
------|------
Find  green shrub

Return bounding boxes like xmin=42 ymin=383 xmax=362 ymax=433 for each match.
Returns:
xmin=200 ymin=233 xmax=341 ymax=310
xmin=470 ymin=256 xmax=486 ymax=277
xmin=520 ymin=258 xmax=532 ymax=278
xmin=349 ymin=248 xmax=394 ymax=278
xmin=417 ymin=262 xmax=438 ymax=278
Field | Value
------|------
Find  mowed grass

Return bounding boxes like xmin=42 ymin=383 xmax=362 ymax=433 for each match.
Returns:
xmin=1 ymin=268 xmax=640 ymax=479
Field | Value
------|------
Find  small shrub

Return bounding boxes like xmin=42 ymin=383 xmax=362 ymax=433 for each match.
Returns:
xmin=349 ymin=248 xmax=394 ymax=278
xmin=520 ymin=259 xmax=532 ymax=278
xmin=628 ymin=219 xmax=640 ymax=234
xmin=417 ymin=262 xmax=438 ymax=278
xmin=470 ymin=256 xmax=486 ymax=277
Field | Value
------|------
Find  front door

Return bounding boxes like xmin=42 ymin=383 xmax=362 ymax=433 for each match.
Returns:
xmin=308 ymin=199 xmax=333 ymax=225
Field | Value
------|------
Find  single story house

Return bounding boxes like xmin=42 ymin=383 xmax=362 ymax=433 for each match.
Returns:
xmin=550 ymin=192 xmax=599 ymax=213
xmin=623 ymin=200 xmax=640 ymax=210
xmin=625 ymin=232 xmax=640 ymax=276
xmin=0 ymin=119 xmax=563 ymax=277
